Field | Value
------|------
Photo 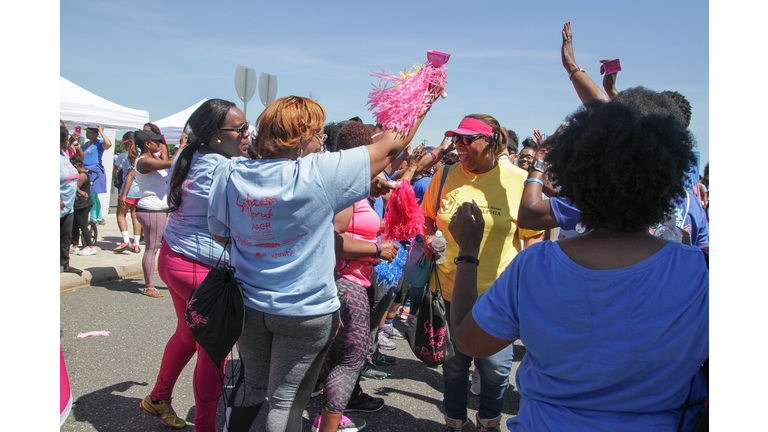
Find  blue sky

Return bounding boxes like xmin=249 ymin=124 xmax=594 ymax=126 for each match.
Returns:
xmin=60 ymin=0 xmax=709 ymax=170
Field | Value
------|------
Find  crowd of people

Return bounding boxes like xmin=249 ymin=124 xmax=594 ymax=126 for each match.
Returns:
xmin=59 ymin=22 xmax=708 ymax=432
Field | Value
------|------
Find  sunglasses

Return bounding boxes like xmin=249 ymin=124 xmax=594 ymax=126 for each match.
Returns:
xmin=219 ymin=122 xmax=250 ymax=137
xmin=451 ymin=134 xmax=485 ymax=146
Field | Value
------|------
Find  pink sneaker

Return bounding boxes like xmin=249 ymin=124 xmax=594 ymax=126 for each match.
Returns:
xmin=311 ymin=412 xmax=366 ymax=432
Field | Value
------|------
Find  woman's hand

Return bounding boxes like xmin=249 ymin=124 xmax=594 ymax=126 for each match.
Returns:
xmin=118 ymin=195 xmax=127 ymax=207
xmin=448 ymin=201 xmax=485 ymax=257
xmin=533 ymin=130 xmax=544 ymax=147
xmin=561 ymin=21 xmax=578 ymax=72
xmin=60 ymin=199 xmax=65 ymax=211
xmin=370 ymin=176 xmax=396 ymax=198
xmin=77 ymin=189 xmax=88 ymax=199
xmin=377 ymin=241 xmax=400 ymax=262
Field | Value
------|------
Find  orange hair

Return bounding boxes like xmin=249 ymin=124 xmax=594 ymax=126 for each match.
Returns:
xmin=253 ymin=96 xmax=326 ymax=158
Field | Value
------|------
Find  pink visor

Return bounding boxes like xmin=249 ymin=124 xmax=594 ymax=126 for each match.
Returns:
xmin=444 ymin=117 xmax=493 ymax=137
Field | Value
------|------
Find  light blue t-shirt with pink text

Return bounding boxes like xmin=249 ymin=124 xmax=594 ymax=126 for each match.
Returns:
xmin=208 ymin=147 xmax=370 ymax=316
xmin=164 ymin=151 xmax=232 ymax=266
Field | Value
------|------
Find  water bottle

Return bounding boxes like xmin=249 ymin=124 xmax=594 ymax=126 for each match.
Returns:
xmin=431 ymin=230 xmax=448 ymax=265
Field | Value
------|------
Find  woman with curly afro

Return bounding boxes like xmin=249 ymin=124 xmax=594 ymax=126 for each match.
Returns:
xmin=447 ymin=98 xmax=708 ymax=432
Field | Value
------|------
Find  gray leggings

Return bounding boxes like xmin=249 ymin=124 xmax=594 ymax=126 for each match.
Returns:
xmin=136 ymin=211 xmax=168 ymax=287
xmin=229 ymin=306 xmax=339 ymax=432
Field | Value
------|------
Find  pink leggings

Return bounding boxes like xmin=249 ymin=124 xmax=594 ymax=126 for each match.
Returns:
xmin=152 ymin=241 xmax=226 ymax=432
xmin=136 ymin=211 xmax=168 ymax=287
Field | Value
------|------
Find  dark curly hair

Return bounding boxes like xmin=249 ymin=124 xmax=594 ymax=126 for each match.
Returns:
xmin=611 ymin=86 xmax=689 ymax=128
xmin=441 ymin=152 xmax=459 ymax=166
xmin=521 ymin=138 xmax=537 ymax=151
xmin=322 ymin=121 xmax=346 ymax=152
xmin=545 ymin=98 xmax=697 ymax=232
xmin=336 ymin=121 xmax=373 ymax=151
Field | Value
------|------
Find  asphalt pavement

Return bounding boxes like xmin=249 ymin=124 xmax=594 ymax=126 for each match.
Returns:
xmin=60 ymin=199 xmax=526 ymax=431
xmin=61 ymin=275 xmax=526 ymax=431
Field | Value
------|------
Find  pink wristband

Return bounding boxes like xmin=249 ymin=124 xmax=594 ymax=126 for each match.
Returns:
xmin=429 ymin=150 xmax=438 ymax=161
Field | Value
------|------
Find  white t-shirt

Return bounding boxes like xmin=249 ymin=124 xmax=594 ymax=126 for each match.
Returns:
xmin=135 ymin=155 xmax=170 ymax=211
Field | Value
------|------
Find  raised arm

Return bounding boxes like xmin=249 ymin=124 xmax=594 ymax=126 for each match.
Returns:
xmin=518 ymin=143 xmax=560 ymax=230
xmin=365 ymin=92 xmax=440 ymax=180
xmin=561 ymin=22 xmax=610 ymax=104
xmin=448 ymin=202 xmax=515 ymax=358
xmin=600 ymin=60 xmax=620 ymax=99
xmin=98 ymin=125 xmax=113 ymax=151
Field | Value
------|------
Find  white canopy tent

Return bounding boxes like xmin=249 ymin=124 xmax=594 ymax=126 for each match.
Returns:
xmin=60 ymin=77 xmax=150 ymax=217
xmin=151 ymin=99 xmax=207 ymax=145
xmin=60 ymin=77 xmax=149 ymax=130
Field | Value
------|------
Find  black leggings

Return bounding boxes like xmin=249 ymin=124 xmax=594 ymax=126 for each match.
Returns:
xmin=71 ymin=204 xmax=94 ymax=247
xmin=60 ymin=213 xmax=73 ymax=268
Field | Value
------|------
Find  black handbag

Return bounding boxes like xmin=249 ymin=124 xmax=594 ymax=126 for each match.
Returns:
xmin=405 ymin=264 xmax=455 ymax=367
xmin=403 ymin=166 xmax=450 ymax=287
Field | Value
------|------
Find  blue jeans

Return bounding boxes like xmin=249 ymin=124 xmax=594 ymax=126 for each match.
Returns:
xmin=442 ymin=299 xmax=515 ymax=421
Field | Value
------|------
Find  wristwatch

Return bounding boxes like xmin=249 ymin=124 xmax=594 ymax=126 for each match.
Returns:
xmin=454 ymin=255 xmax=480 ymax=266
xmin=528 ymin=159 xmax=550 ymax=173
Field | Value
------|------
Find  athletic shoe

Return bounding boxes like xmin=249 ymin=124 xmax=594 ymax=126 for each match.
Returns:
xmin=372 ymin=351 xmax=396 ymax=366
xmin=96 ymin=218 xmax=106 ymax=225
xmin=311 ymin=412 xmax=366 ymax=432
xmin=475 ymin=413 xmax=502 ymax=432
xmin=470 ymin=367 xmax=481 ymax=396
xmin=132 ymin=245 xmax=141 ymax=254
xmin=444 ymin=416 xmax=471 ymax=432
xmin=63 ymin=266 xmax=83 ymax=276
xmin=345 ymin=392 xmax=384 ymax=413
xmin=360 ymin=364 xmax=388 ymax=380
xmin=114 ymin=242 xmax=131 ymax=252
xmin=310 ymin=381 xmax=323 ymax=398
xmin=77 ymin=246 xmax=97 ymax=256
xmin=383 ymin=325 xmax=405 ymax=340
xmin=69 ymin=245 xmax=79 ymax=254
xmin=139 ymin=395 xmax=186 ymax=429
xmin=377 ymin=331 xmax=397 ymax=350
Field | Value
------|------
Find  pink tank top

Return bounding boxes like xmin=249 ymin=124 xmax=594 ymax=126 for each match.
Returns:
xmin=334 ymin=199 xmax=381 ymax=287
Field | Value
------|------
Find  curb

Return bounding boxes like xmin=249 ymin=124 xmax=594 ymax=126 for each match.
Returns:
xmin=60 ymin=263 xmax=149 ymax=291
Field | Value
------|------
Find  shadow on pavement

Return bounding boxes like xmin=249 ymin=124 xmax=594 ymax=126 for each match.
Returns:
xmin=69 ymin=381 xmax=169 ymax=431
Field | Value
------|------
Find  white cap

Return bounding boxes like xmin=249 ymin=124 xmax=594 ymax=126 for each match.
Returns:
xmin=435 ymin=230 xmax=443 ymax=237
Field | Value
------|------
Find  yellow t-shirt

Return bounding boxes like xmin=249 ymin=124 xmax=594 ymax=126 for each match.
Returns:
xmin=421 ymin=162 xmax=542 ymax=302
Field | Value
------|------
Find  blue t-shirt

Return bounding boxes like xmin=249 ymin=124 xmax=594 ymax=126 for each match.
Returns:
xmin=82 ymin=140 xmax=105 ymax=168
xmin=208 ymin=147 xmax=371 ymax=316
xmin=412 ymin=176 xmax=431 ymax=206
xmin=114 ymin=152 xmax=141 ymax=199
xmin=60 ymin=150 xmax=79 ymax=217
xmin=473 ymin=241 xmax=708 ymax=432
xmin=164 ymin=151 xmax=231 ymax=266
xmin=550 ymin=191 xmax=709 ymax=248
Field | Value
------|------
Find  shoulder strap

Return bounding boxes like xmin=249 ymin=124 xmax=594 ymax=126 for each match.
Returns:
xmin=435 ymin=165 xmax=450 ymax=215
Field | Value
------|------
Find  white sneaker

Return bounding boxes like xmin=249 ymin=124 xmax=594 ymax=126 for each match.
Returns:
xmin=470 ymin=367 xmax=481 ymax=396
xmin=69 ymin=245 xmax=79 ymax=254
xmin=77 ymin=246 xmax=97 ymax=256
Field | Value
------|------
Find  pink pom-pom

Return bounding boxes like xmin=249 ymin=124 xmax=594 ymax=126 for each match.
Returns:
xmin=383 ymin=180 xmax=424 ymax=241
xmin=366 ymin=64 xmax=447 ymax=135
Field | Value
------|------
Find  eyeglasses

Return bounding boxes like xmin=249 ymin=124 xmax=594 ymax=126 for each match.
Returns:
xmin=315 ymin=132 xmax=328 ymax=143
xmin=219 ymin=122 xmax=250 ymax=137
xmin=451 ymin=134 xmax=485 ymax=146
xmin=518 ymin=154 xmax=535 ymax=161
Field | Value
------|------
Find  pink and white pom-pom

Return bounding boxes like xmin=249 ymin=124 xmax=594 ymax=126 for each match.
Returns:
xmin=383 ymin=180 xmax=424 ymax=242
xmin=366 ymin=63 xmax=447 ymax=135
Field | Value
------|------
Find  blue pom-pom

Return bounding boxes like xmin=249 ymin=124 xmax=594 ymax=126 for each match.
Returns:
xmin=374 ymin=246 xmax=408 ymax=286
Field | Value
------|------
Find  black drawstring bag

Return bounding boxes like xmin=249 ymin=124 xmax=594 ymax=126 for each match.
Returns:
xmin=405 ymin=264 xmax=455 ymax=367
xmin=185 ymin=262 xmax=244 ymax=367
xmin=184 ymin=167 xmax=244 ymax=367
